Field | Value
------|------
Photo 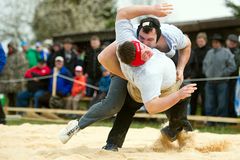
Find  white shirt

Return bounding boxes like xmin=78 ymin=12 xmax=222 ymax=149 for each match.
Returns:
xmin=116 ymin=19 xmax=176 ymax=103
xmin=133 ymin=23 xmax=187 ymax=58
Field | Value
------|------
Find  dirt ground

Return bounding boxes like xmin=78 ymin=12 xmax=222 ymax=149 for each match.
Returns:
xmin=0 ymin=124 xmax=240 ymax=160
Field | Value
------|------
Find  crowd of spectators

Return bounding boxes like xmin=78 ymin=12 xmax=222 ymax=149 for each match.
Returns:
xmin=0 ymin=32 xmax=240 ymax=122
xmin=0 ymin=36 xmax=111 ymax=119
xmin=169 ymin=32 xmax=239 ymax=120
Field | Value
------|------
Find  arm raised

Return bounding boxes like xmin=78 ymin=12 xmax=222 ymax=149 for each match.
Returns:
xmin=116 ymin=3 xmax=173 ymax=20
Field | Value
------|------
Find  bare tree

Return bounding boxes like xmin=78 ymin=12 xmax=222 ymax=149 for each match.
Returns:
xmin=0 ymin=0 xmax=40 ymax=42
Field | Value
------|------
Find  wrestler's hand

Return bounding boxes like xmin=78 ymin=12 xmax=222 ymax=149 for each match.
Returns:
xmin=178 ymin=83 xmax=197 ymax=100
xmin=153 ymin=3 xmax=173 ymax=17
xmin=176 ymin=69 xmax=184 ymax=83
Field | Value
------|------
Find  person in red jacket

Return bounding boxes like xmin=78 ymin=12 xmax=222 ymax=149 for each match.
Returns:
xmin=16 ymin=60 xmax=51 ymax=108
xmin=66 ymin=66 xmax=86 ymax=110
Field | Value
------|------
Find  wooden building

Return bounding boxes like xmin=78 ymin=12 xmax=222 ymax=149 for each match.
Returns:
xmin=53 ymin=16 xmax=240 ymax=50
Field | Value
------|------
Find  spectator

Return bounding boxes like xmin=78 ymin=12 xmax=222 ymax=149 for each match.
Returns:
xmin=66 ymin=66 xmax=86 ymax=110
xmin=226 ymin=34 xmax=240 ymax=117
xmin=36 ymin=42 xmax=49 ymax=62
xmin=0 ymin=41 xmax=28 ymax=107
xmin=57 ymin=38 xmax=77 ymax=75
xmin=38 ymin=56 xmax=72 ymax=109
xmin=73 ymin=45 xmax=85 ymax=67
xmin=47 ymin=42 xmax=62 ymax=68
xmin=21 ymin=41 xmax=39 ymax=68
xmin=203 ymin=33 xmax=236 ymax=124
xmin=190 ymin=32 xmax=210 ymax=115
xmin=16 ymin=60 xmax=51 ymax=108
xmin=0 ymin=43 xmax=6 ymax=124
xmin=83 ymin=35 xmax=103 ymax=97
xmin=89 ymin=66 xmax=111 ymax=107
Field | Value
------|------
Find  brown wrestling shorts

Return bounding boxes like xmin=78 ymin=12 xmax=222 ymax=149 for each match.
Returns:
xmin=127 ymin=80 xmax=182 ymax=103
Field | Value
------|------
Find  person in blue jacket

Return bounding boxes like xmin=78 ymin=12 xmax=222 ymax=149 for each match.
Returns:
xmin=38 ymin=56 xmax=72 ymax=108
xmin=0 ymin=43 xmax=6 ymax=124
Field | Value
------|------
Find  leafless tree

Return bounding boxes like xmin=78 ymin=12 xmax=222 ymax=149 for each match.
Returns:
xmin=0 ymin=0 xmax=40 ymax=42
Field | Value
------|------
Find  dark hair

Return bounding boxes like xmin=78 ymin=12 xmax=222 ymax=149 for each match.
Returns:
xmin=63 ymin=38 xmax=73 ymax=44
xmin=137 ymin=17 xmax=161 ymax=42
xmin=118 ymin=41 xmax=136 ymax=65
xmin=90 ymin=35 xmax=100 ymax=41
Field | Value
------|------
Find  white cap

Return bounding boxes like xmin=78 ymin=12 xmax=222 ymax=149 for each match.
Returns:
xmin=75 ymin=66 xmax=83 ymax=72
xmin=55 ymin=56 xmax=64 ymax=62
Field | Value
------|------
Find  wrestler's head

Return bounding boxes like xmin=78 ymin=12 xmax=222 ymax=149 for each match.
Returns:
xmin=137 ymin=17 xmax=161 ymax=48
xmin=118 ymin=40 xmax=153 ymax=67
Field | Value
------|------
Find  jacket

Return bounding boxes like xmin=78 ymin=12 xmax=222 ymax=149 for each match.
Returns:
xmin=71 ymin=75 xmax=86 ymax=97
xmin=48 ymin=66 xmax=72 ymax=97
xmin=24 ymin=65 xmax=51 ymax=93
xmin=0 ymin=44 xmax=6 ymax=73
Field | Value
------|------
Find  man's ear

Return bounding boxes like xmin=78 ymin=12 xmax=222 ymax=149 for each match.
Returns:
xmin=147 ymin=51 xmax=153 ymax=59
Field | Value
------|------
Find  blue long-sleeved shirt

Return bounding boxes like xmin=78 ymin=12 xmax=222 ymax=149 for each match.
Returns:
xmin=0 ymin=43 xmax=6 ymax=73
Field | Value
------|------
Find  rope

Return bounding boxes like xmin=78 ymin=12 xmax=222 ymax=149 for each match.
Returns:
xmin=0 ymin=74 xmax=239 ymax=90
xmin=57 ymin=74 xmax=99 ymax=90
xmin=0 ymin=75 xmax=53 ymax=83
xmin=184 ymin=76 xmax=240 ymax=83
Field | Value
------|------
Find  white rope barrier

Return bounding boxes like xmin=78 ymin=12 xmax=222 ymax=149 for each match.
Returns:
xmin=0 ymin=74 xmax=239 ymax=90
xmin=184 ymin=76 xmax=240 ymax=82
xmin=0 ymin=75 xmax=53 ymax=83
xmin=57 ymin=74 xmax=99 ymax=90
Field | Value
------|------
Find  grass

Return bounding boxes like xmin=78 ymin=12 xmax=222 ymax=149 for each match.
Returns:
xmin=6 ymin=118 xmax=240 ymax=134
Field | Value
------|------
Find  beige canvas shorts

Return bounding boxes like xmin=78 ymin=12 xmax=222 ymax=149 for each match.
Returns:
xmin=127 ymin=80 xmax=182 ymax=103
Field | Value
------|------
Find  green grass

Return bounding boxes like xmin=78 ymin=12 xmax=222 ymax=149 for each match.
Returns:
xmin=6 ymin=118 xmax=240 ymax=134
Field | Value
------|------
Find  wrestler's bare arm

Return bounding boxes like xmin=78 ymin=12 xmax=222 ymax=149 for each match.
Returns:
xmin=145 ymin=83 xmax=197 ymax=114
xmin=176 ymin=36 xmax=191 ymax=82
xmin=98 ymin=4 xmax=173 ymax=78
xmin=98 ymin=41 xmax=126 ymax=79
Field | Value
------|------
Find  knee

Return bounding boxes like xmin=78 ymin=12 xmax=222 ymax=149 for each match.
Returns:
xmin=100 ymin=98 xmax=123 ymax=115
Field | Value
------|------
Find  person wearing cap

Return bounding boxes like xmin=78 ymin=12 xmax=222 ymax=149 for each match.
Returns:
xmin=16 ymin=60 xmax=51 ymax=109
xmin=58 ymin=3 xmax=196 ymax=148
xmin=203 ymin=33 xmax=236 ymax=125
xmin=36 ymin=41 xmax=50 ymax=62
xmin=66 ymin=66 xmax=86 ymax=110
xmin=38 ymin=56 xmax=72 ymax=109
xmin=226 ymin=34 xmax=240 ymax=117
xmin=56 ymin=38 xmax=77 ymax=75
xmin=21 ymin=41 xmax=39 ymax=68
xmin=47 ymin=42 xmax=62 ymax=68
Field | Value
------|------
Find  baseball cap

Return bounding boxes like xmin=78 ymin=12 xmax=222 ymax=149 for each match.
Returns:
xmin=20 ymin=41 xmax=28 ymax=47
xmin=211 ymin=33 xmax=224 ymax=41
xmin=35 ymin=42 xmax=42 ymax=48
xmin=131 ymin=41 xmax=145 ymax=67
xmin=55 ymin=56 xmax=64 ymax=62
xmin=227 ymin=34 xmax=239 ymax=42
xmin=75 ymin=66 xmax=83 ymax=72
